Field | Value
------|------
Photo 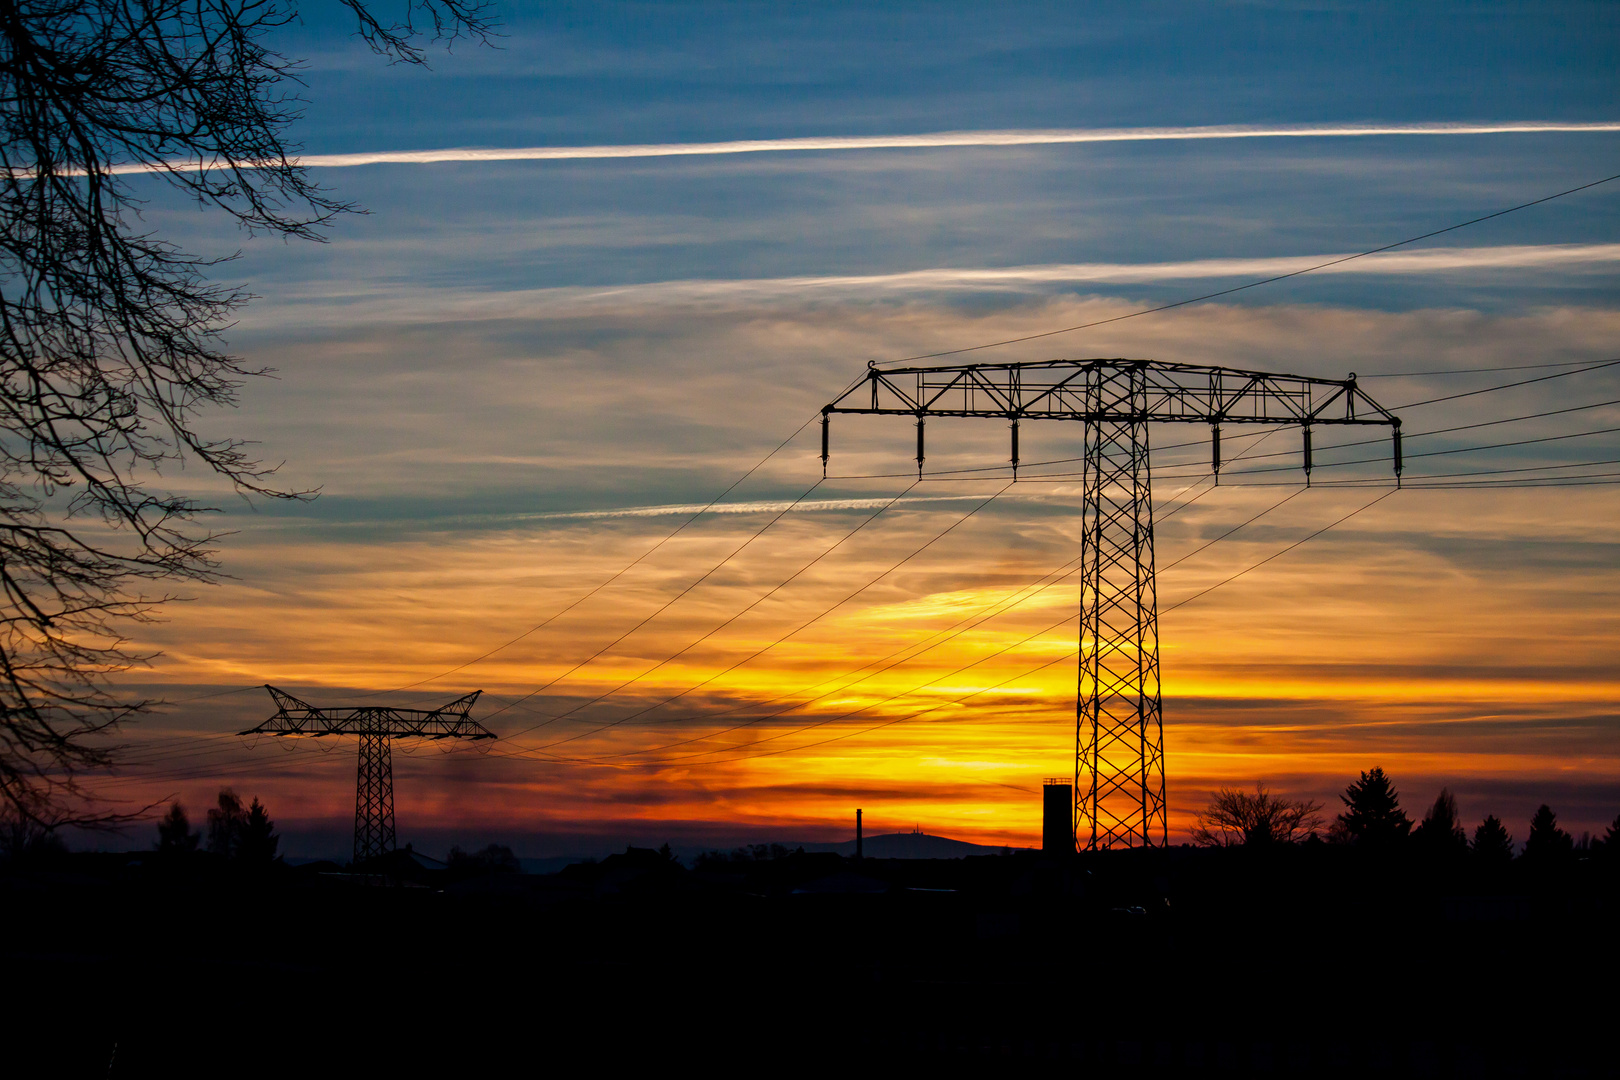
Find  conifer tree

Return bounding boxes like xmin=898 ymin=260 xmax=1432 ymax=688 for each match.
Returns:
xmin=1522 ymin=804 xmax=1574 ymax=863
xmin=237 ymin=798 xmax=279 ymax=864
xmin=1471 ymin=815 xmax=1514 ymax=863
xmin=155 ymin=802 xmax=198 ymax=854
xmin=1334 ymin=767 xmax=1412 ymax=847
xmin=1597 ymin=813 xmax=1620 ymax=860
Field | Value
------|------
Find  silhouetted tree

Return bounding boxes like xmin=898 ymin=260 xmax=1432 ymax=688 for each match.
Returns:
xmin=693 ymin=843 xmax=808 ymax=870
xmin=447 ymin=843 xmax=520 ymax=878
xmin=0 ymin=804 xmax=65 ymax=860
xmin=1412 ymin=788 xmax=1468 ymax=860
xmin=0 ymin=0 xmax=495 ymax=829
xmin=1471 ymin=815 xmax=1514 ymax=863
xmin=236 ymin=798 xmax=278 ymax=863
xmin=1191 ymin=783 xmax=1323 ymax=846
xmin=1595 ymin=813 xmax=1620 ymax=860
xmin=155 ymin=802 xmax=198 ymax=854
xmin=1521 ymin=805 xmax=1574 ymax=864
xmin=1333 ymin=768 xmax=1412 ymax=847
xmin=205 ymin=788 xmax=246 ymax=857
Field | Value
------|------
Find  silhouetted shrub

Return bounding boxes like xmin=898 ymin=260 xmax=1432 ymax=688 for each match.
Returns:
xmin=1191 ymin=783 xmax=1322 ymax=846
xmin=0 ymin=808 xmax=66 ymax=862
xmin=1522 ymin=805 xmax=1574 ymax=864
xmin=1412 ymin=788 xmax=1468 ymax=860
xmin=155 ymin=803 xmax=199 ymax=854
xmin=1471 ymin=815 xmax=1514 ymax=863
xmin=1333 ymin=768 xmax=1412 ymax=847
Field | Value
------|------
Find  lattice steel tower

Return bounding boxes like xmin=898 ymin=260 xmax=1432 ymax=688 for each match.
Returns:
xmin=823 ymin=358 xmax=1400 ymax=850
xmin=242 ymin=686 xmax=493 ymax=865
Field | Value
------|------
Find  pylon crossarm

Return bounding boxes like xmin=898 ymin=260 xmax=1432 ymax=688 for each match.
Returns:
xmin=240 ymin=687 xmax=492 ymax=868
xmin=826 ymin=357 xmax=1400 ymax=428
xmin=241 ymin=687 xmax=494 ymax=739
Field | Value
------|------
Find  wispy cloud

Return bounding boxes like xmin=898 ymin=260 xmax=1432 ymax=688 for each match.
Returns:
xmin=250 ymin=243 xmax=1620 ymax=325
xmin=114 ymin=121 xmax=1620 ymax=173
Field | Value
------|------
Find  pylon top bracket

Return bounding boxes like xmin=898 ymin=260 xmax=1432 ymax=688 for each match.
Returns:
xmin=241 ymin=686 xmax=494 ymax=740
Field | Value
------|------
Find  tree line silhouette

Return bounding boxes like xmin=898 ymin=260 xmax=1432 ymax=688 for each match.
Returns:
xmin=1194 ymin=766 xmax=1614 ymax=862
xmin=153 ymin=789 xmax=279 ymax=864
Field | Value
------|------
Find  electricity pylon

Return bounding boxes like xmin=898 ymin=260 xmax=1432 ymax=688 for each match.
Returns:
xmin=242 ymin=686 xmax=493 ymax=865
xmin=823 ymin=358 xmax=1400 ymax=850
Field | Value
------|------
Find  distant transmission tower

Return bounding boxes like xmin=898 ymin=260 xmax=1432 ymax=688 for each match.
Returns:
xmin=823 ymin=358 xmax=1400 ymax=849
xmin=242 ymin=686 xmax=493 ymax=865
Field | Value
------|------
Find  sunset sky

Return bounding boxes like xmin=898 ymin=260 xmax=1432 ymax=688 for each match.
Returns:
xmin=87 ymin=2 xmax=1619 ymax=859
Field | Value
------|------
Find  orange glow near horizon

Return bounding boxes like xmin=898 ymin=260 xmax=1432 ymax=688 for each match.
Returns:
xmin=74 ymin=298 xmax=1620 ymax=855
xmin=101 ymin=467 xmax=1620 ymax=853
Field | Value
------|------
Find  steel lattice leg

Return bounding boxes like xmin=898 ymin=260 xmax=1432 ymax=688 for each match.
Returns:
xmin=353 ymin=731 xmax=396 ymax=866
xmin=1075 ymin=366 xmax=1167 ymax=850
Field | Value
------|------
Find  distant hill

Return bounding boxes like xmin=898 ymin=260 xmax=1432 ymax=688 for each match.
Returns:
xmin=795 ymin=831 xmax=1017 ymax=859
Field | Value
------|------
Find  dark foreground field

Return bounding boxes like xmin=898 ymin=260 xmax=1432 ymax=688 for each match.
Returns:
xmin=5 ymin=842 xmax=1613 ymax=1077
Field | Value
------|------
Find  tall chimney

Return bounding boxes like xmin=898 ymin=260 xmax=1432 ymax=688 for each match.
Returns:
xmin=856 ymin=808 xmax=863 ymax=860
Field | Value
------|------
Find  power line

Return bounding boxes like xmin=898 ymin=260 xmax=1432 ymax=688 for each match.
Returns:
xmin=121 ymin=438 xmax=1242 ymax=772
xmin=515 ymin=479 xmax=1302 ymax=766
xmin=1163 ymin=394 xmax=1620 ymax=467
xmin=1206 ymin=424 xmax=1620 ymax=479
xmin=478 ymin=476 xmax=831 ymax=722
xmin=721 ymin=488 xmax=1397 ymax=764
xmin=109 ymin=478 xmax=852 ymax=771
xmin=612 ymin=487 xmax=1397 ymax=769
xmin=524 ymin=479 xmax=1013 ymax=751
xmin=1391 ymin=358 xmax=1620 ymax=409
xmin=507 ymin=478 xmax=926 ymax=743
xmin=356 ymin=372 xmax=871 ymax=701
xmin=93 ymin=470 xmax=1391 ymax=783
xmin=105 ymin=365 xmax=1611 ymax=778
xmin=874 ymin=171 xmax=1620 ymax=365
xmin=1214 ymin=474 xmax=1620 ymax=490
xmin=1360 ymin=359 xmax=1620 ymax=378
xmin=550 ymin=461 xmax=1239 ymax=760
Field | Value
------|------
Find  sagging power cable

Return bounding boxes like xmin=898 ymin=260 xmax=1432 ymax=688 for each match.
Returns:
xmin=874 ymin=171 xmax=1620 ymax=365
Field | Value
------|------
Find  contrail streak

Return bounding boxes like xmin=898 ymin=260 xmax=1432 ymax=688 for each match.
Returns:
xmin=524 ymin=495 xmax=987 ymax=521
xmin=112 ymin=121 xmax=1620 ymax=173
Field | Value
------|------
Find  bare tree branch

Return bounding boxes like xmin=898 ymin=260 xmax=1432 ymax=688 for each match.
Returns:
xmin=0 ymin=0 xmax=494 ymax=826
xmin=1192 ymin=783 xmax=1324 ymax=847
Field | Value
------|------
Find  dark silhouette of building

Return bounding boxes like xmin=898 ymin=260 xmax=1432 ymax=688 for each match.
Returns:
xmin=1044 ymin=779 xmax=1073 ymax=854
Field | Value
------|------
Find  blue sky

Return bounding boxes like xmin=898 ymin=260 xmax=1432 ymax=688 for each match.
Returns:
xmin=155 ymin=0 xmax=1617 ymax=308
xmin=95 ymin=1 xmax=1620 ymax=855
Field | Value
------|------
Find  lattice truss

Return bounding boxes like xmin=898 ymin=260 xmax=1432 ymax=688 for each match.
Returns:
xmin=243 ymin=686 xmax=492 ymax=865
xmin=824 ymin=358 xmax=1400 ymax=849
